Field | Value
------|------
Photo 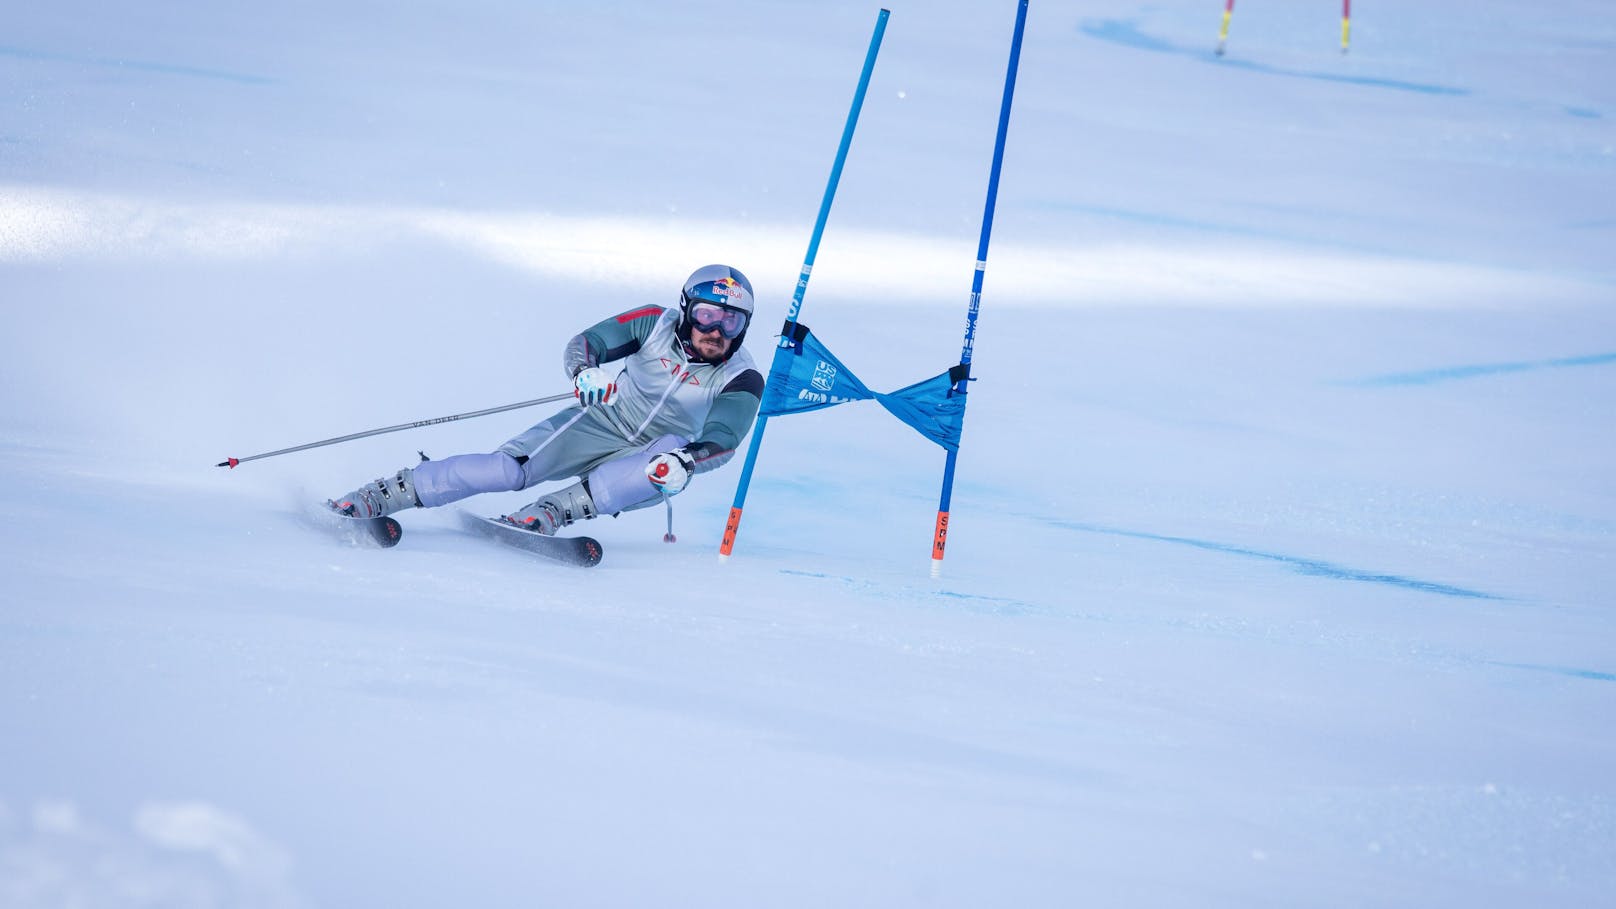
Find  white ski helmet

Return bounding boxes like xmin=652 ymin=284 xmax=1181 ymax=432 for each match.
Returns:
xmin=678 ymin=264 xmax=754 ymax=360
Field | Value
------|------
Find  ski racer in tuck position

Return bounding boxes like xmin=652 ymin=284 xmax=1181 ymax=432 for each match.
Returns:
xmin=329 ymin=265 xmax=764 ymax=537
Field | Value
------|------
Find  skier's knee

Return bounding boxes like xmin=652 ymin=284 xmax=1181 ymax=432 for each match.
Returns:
xmin=413 ymin=452 xmax=526 ymax=507
xmin=585 ymin=434 xmax=690 ymax=514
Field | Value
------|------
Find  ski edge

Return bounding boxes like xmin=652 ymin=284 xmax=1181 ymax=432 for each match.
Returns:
xmin=457 ymin=511 xmax=603 ymax=567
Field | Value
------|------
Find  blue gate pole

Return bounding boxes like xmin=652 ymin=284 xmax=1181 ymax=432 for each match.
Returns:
xmin=720 ymin=8 xmax=891 ymax=561
xmin=931 ymin=0 xmax=1029 ymax=578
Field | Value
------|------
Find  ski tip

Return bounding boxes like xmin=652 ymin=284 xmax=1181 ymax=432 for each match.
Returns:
xmin=580 ymin=538 xmax=604 ymax=567
xmin=309 ymin=501 xmax=404 ymax=549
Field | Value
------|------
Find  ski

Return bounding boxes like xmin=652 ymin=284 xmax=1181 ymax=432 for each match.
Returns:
xmin=457 ymin=511 xmax=604 ymax=567
xmin=317 ymin=502 xmax=404 ymax=548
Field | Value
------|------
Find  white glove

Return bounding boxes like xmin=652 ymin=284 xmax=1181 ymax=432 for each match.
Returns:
xmin=646 ymin=449 xmax=696 ymax=495
xmin=572 ymin=367 xmax=617 ymax=408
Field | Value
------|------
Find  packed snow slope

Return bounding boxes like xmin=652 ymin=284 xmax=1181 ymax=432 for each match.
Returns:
xmin=2 ymin=1 xmax=1613 ymax=906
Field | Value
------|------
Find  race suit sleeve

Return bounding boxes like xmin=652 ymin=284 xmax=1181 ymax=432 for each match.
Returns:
xmin=561 ymin=305 xmax=667 ymax=379
xmin=686 ymin=368 xmax=765 ymax=474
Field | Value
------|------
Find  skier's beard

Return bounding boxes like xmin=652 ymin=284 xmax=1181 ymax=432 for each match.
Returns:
xmin=688 ymin=327 xmax=732 ymax=362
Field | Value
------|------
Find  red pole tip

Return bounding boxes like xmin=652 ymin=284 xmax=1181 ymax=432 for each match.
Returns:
xmin=217 ymin=457 xmax=239 ymax=468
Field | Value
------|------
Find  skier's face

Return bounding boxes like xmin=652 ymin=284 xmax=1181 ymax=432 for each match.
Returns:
xmin=689 ymin=322 xmax=733 ymax=361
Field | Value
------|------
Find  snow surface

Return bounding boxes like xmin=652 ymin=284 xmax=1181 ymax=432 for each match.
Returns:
xmin=3 ymin=1 xmax=1614 ymax=906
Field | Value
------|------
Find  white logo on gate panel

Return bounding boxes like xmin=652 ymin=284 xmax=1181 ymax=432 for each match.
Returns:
xmin=811 ymin=360 xmax=837 ymax=392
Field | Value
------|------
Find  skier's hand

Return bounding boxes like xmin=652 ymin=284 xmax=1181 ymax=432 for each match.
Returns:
xmin=572 ymin=367 xmax=617 ymax=408
xmin=646 ymin=449 xmax=696 ymax=495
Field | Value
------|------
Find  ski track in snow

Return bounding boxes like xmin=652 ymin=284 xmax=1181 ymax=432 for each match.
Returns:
xmin=0 ymin=43 xmax=275 ymax=86
xmin=777 ymin=561 xmax=1616 ymax=687
xmin=1044 ymin=519 xmax=1502 ymax=600
xmin=1078 ymin=19 xmax=1471 ymax=96
xmin=1342 ymin=351 xmax=1616 ymax=386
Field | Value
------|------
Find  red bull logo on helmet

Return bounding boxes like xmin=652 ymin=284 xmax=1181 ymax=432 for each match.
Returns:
xmin=706 ymin=277 xmax=745 ymax=298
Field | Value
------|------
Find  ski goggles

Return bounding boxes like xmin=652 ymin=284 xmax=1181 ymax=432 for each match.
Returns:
xmin=687 ymin=301 xmax=750 ymax=339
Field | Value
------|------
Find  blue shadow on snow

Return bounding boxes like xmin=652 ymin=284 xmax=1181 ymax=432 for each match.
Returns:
xmin=1486 ymin=661 xmax=1616 ymax=683
xmin=1079 ymin=19 xmax=1469 ymax=97
xmin=1345 ymin=352 xmax=1616 ymax=387
xmin=0 ymin=44 xmax=273 ymax=85
xmin=1052 ymin=520 xmax=1500 ymax=600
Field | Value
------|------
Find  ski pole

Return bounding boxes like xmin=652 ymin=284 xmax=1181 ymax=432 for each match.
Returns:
xmin=931 ymin=0 xmax=1029 ymax=578
xmin=719 ymin=7 xmax=890 ymax=561
xmin=216 ymin=391 xmax=575 ymax=468
xmin=1216 ymin=0 xmax=1234 ymax=56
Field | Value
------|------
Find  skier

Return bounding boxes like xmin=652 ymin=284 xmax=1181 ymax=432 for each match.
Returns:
xmin=329 ymin=264 xmax=763 ymax=537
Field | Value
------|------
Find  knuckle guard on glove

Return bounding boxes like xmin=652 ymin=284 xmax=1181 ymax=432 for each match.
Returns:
xmin=646 ymin=449 xmax=695 ymax=495
xmin=572 ymin=367 xmax=617 ymax=408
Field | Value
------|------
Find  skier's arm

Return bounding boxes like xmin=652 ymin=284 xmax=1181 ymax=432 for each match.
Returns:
xmin=684 ymin=369 xmax=764 ymax=474
xmin=562 ymin=306 xmax=666 ymax=379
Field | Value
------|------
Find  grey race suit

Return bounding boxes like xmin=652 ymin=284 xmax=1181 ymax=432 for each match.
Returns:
xmin=410 ymin=304 xmax=763 ymax=515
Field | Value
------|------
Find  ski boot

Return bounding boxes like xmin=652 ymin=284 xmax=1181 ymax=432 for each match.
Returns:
xmin=502 ymin=480 xmax=596 ymax=535
xmin=329 ymin=469 xmax=421 ymax=519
